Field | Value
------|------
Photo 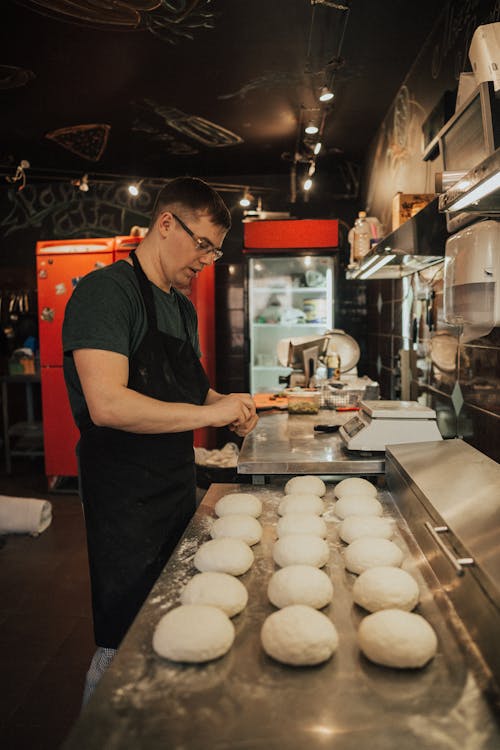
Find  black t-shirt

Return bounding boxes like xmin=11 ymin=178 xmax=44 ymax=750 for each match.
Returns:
xmin=63 ymin=260 xmax=201 ymax=428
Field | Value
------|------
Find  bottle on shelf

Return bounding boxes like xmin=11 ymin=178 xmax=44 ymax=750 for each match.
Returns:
xmin=326 ymin=347 xmax=341 ymax=381
xmin=352 ymin=210 xmax=371 ymax=261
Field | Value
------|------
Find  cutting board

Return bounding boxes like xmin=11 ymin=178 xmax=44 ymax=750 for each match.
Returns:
xmin=253 ymin=393 xmax=288 ymax=411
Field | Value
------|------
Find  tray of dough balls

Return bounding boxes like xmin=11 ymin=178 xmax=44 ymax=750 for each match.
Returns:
xmin=110 ymin=479 xmax=499 ymax=750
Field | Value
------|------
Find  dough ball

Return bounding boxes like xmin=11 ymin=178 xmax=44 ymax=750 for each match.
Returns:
xmin=358 ymin=609 xmax=437 ymax=668
xmin=285 ymin=475 xmax=326 ymax=497
xmin=278 ymin=493 xmax=325 ymax=516
xmin=153 ymin=605 xmax=235 ymax=663
xmin=215 ymin=493 xmax=262 ymax=518
xmin=273 ymin=534 xmax=329 ymax=568
xmin=210 ymin=514 xmax=262 ymax=546
xmin=352 ymin=567 xmax=419 ymax=612
xmin=261 ymin=604 xmax=338 ymax=665
xmin=339 ymin=516 xmax=394 ymax=544
xmin=335 ymin=477 xmax=377 ymax=498
xmin=334 ymin=495 xmax=383 ymax=519
xmin=344 ymin=538 xmax=404 ymax=575
xmin=267 ymin=565 xmax=333 ymax=609
xmin=194 ymin=538 xmax=254 ymax=576
xmin=180 ymin=572 xmax=248 ymax=617
xmin=277 ymin=513 xmax=327 ymax=539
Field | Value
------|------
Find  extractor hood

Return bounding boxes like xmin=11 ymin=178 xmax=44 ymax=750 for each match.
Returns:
xmin=346 ymin=197 xmax=448 ymax=280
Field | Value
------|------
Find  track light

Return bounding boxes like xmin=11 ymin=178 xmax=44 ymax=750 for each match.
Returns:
xmin=305 ymin=123 xmax=319 ymax=135
xmin=304 ymin=178 xmax=313 ymax=191
xmin=319 ymin=85 xmax=334 ymax=102
xmin=239 ymin=190 xmax=254 ymax=208
xmin=128 ymin=179 xmax=144 ymax=197
xmin=314 ymin=142 xmax=322 ymax=155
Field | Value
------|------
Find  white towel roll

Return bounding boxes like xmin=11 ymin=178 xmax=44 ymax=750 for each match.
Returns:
xmin=0 ymin=495 xmax=52 ymax=536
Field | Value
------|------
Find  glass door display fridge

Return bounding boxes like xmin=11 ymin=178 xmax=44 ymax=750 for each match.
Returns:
xmin=243 ymin=219 xmax=338 ymax=394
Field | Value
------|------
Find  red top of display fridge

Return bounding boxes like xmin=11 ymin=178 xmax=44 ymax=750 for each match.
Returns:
xmin=243 ymin=219 xmax=338 ymax=251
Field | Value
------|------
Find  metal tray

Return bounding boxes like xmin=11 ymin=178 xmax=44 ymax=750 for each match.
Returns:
xmin=63 ymin=482 xmax=500 ymax=750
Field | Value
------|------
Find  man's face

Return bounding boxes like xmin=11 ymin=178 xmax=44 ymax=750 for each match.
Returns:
xmin=162 ymin=211 xmax=227 ymax=291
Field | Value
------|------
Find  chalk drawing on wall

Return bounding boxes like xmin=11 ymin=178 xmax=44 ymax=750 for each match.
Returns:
xmin=45 ymin=124 xmax=111 ymax=162
xmin=0 ymin=182 xmax=155 ymax=238
xmin=133 ymin=100 xmax=243 ymax=155
xmin=0 ymin=64 xmax=35 ymax=90
xmin=15 ymin=0 xmax=216 ymax=44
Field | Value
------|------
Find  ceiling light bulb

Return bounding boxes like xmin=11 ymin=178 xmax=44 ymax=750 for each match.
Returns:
xmin=240 ymin=196 xmax=251 ymax=207
xmin=305 ymin=123 xmax=319 ymax=135
xmin=319 ymin=86 xmax=334 ymax=102
xmin=304 ymin=178 xmax=313 ymax=191
xmin=128 ymin=184 xmax=139 ymax=196
xmin=314 ymin=142 xmax=322 ymax=155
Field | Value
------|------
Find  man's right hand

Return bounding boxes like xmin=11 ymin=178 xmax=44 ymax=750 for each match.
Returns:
xmin=207 ymin=393 xmax=254 ymax=428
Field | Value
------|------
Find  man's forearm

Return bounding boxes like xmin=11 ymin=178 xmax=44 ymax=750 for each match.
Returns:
xmin=92 ymin=385 xmax=215 ymax=434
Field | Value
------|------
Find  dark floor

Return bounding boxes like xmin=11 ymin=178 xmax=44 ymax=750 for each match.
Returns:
xmin=0 ymin=457 xmax=94 ymax=750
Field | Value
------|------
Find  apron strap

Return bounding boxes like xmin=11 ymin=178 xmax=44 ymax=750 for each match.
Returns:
xmin=130 ymin=250 xmax=158 ymax=329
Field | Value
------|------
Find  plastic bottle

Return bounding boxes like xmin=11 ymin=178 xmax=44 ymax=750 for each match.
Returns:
xmin=352 ymin=210 xmax=371 ymax=260
xmin=326 ymin=347 xmax=341 ymax=381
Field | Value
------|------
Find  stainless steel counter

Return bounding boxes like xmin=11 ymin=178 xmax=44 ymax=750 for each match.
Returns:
xmin=238 ymin=411 xmax=385 ymax=479
xmin=63 ymin=480 xmax=500 ymax=750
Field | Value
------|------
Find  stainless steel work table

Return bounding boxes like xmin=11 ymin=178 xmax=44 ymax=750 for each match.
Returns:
xmin=63 ymin=481 xmax=499 ymax=750
xmin=238 ymin=411 xmax=385 ymax=481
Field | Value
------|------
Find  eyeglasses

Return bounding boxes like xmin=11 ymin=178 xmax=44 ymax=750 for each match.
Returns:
xmin=172 ymin=213 xmax=223 ymax=261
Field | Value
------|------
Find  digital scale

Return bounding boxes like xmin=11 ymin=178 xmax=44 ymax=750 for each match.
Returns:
xmin=339 ymin=400 xmax=442 ymax=452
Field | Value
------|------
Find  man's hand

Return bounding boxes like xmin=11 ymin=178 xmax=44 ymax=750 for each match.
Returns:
xmin=229 ymin=411 xmax=259 ymax=436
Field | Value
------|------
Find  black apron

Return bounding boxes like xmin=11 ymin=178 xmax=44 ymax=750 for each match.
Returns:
xmin=78 ymin=251 xmax=209 ymax=648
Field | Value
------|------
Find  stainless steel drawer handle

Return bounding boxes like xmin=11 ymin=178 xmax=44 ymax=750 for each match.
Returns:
xmin=424 ymin=522 xmax=475 ymax=577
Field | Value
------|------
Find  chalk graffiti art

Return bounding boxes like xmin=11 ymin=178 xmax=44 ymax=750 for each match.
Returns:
xmin=0 ymin=64 xmax=35 ymax=90
xmin=133 ymin=100 xmax=243 ymax=153
xmin=45 ymin=124 xmax=111 ymax=162
xmin=14 ymin=0 xmax=216 ymax=44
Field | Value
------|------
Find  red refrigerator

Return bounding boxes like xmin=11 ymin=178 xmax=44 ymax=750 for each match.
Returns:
xmin=36 ymin=238 xmax=115 ymax=485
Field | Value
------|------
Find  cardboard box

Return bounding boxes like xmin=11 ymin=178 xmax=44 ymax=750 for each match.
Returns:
xmin=392 ymin=193 xmax=436 ymax=230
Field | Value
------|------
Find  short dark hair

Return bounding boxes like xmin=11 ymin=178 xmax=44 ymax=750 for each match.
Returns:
xmin=150 ymin=177 xmax=231 ymax=230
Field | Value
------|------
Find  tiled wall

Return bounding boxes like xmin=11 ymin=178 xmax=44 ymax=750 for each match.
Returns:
xmin=364 ymin=267 xmax=500 ymax=463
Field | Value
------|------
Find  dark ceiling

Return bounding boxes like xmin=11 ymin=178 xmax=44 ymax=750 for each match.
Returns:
xmin=1 ymin=0 xmax=444 ymax=196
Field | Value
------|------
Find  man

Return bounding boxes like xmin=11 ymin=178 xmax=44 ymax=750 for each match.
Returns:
xmin=62 ymin=177 xmax=258 ymax=703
